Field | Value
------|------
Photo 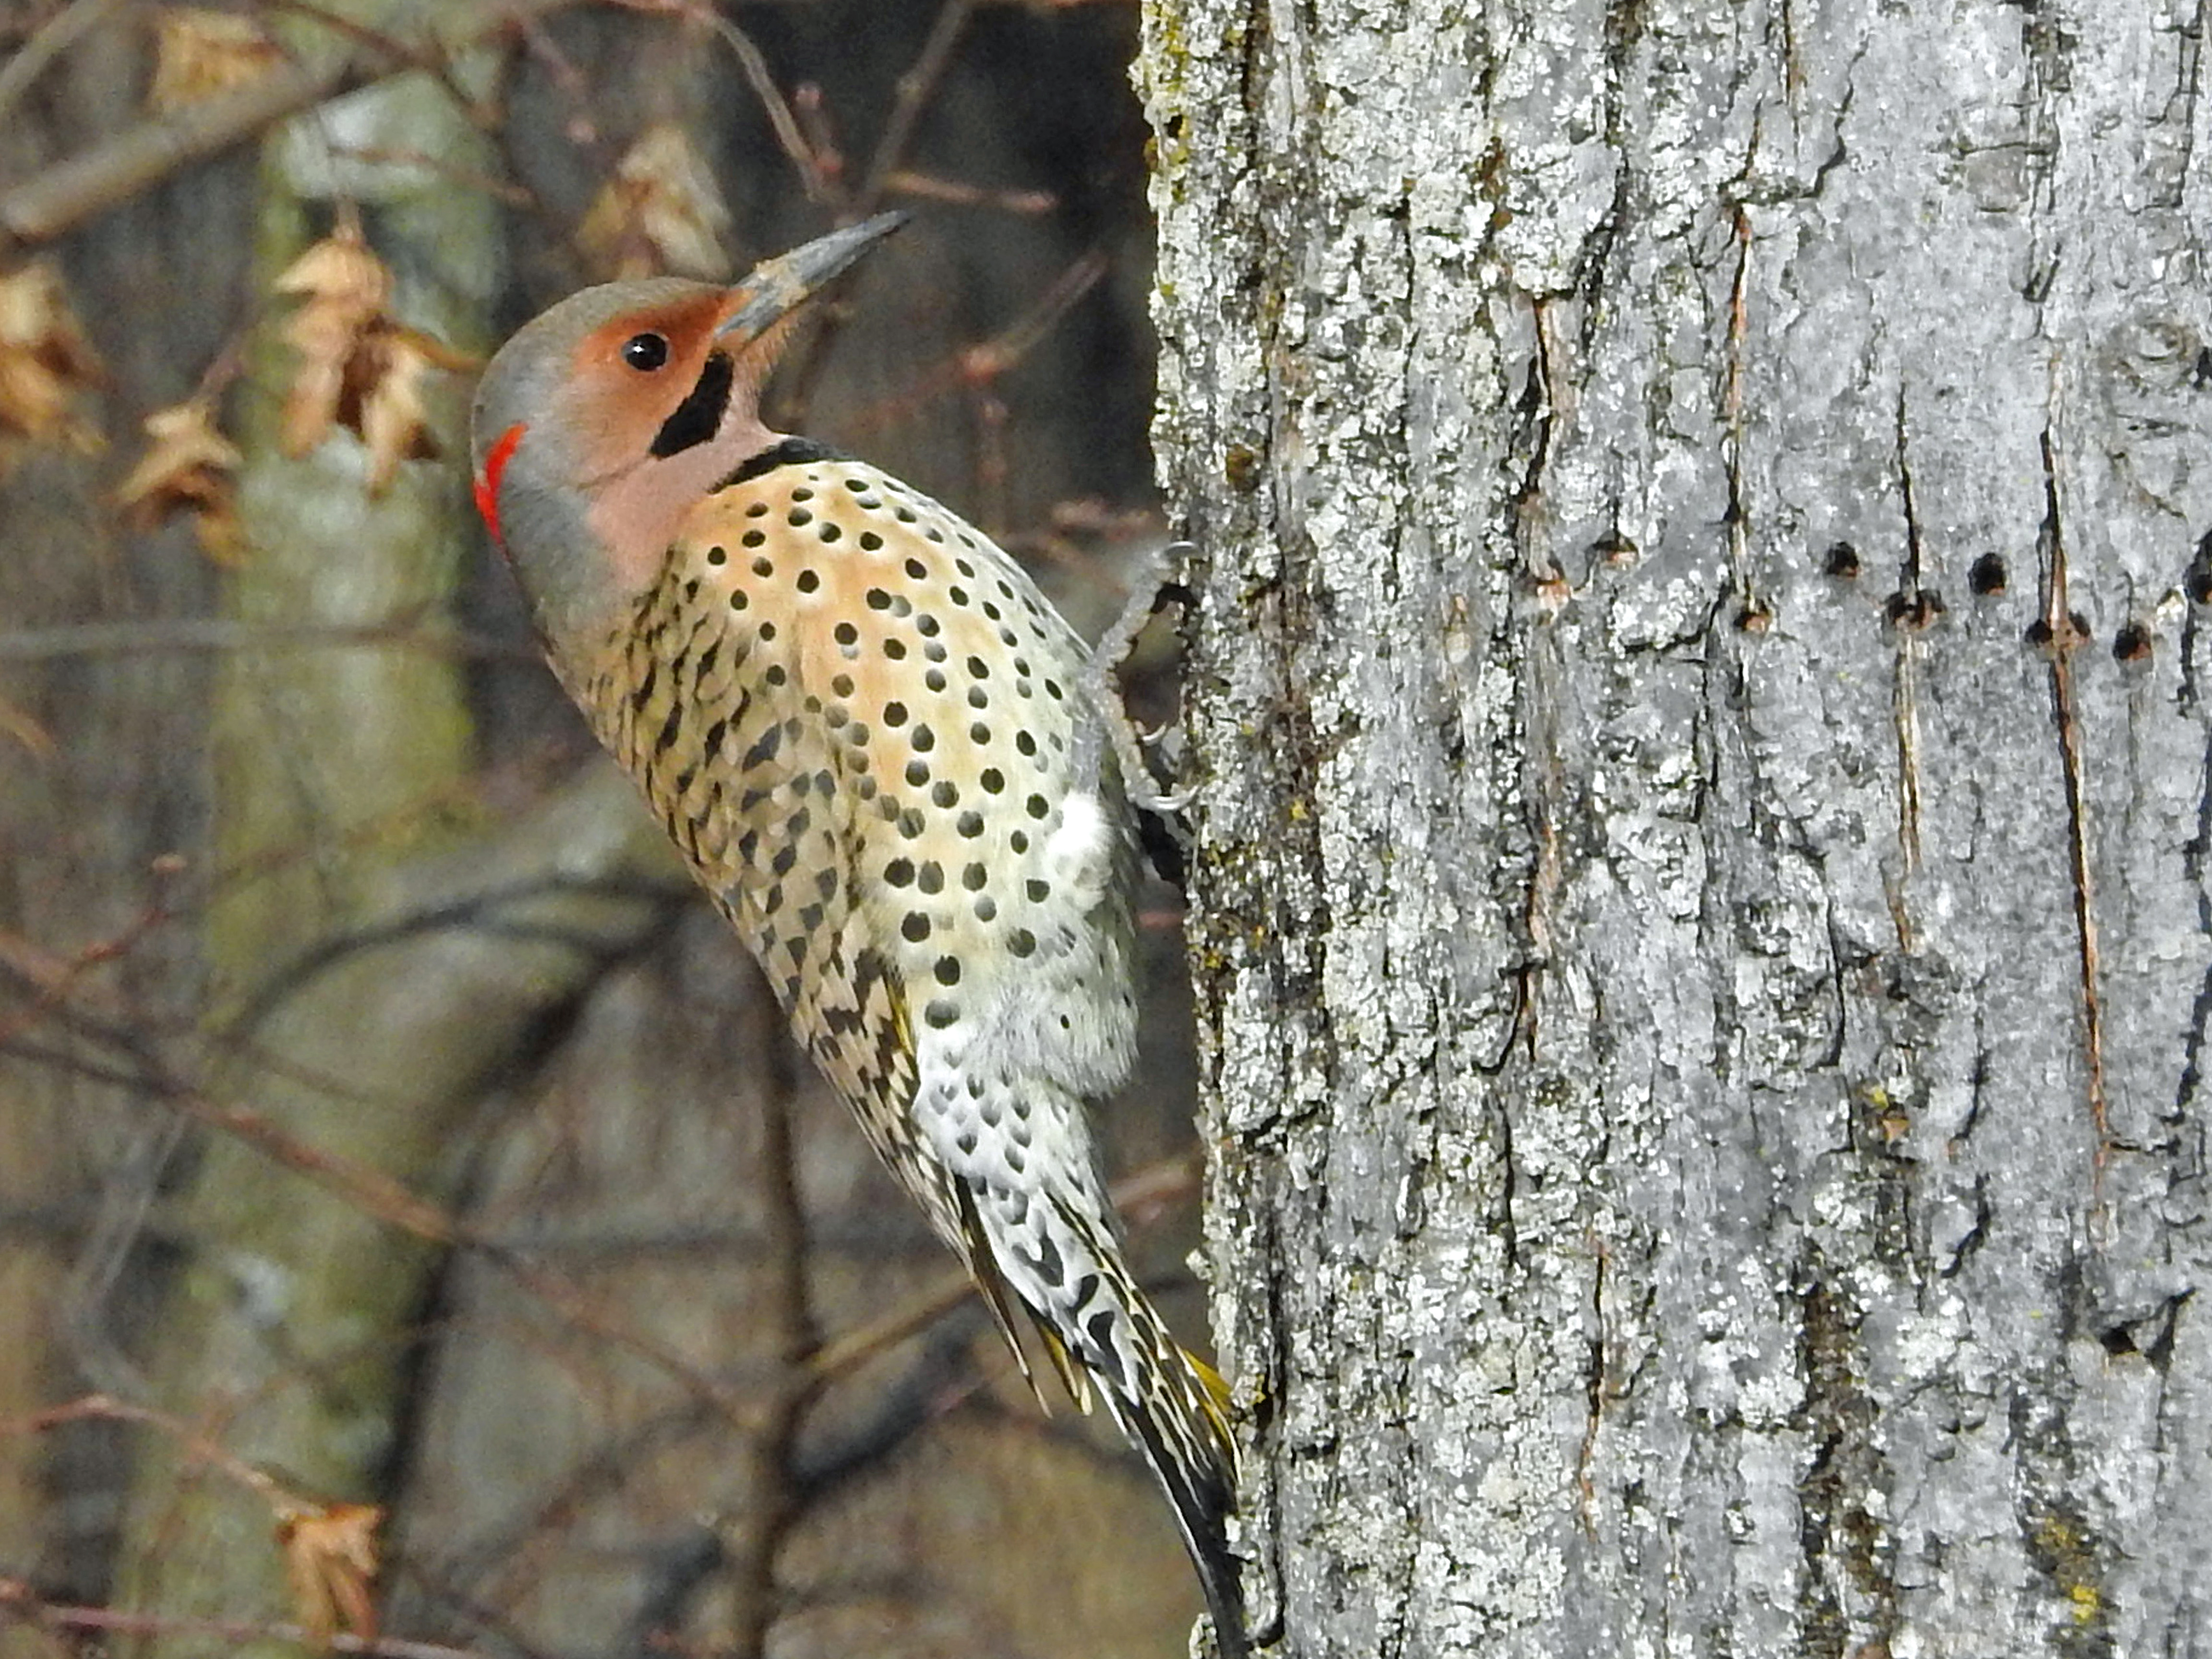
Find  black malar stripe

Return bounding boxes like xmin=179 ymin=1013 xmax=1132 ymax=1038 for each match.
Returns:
xmin=649 ymin=350 xmax=735 ymax=457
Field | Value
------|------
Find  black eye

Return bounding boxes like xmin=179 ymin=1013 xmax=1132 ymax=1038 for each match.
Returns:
xmin=621 ymin=332 xmax=669 ymax=371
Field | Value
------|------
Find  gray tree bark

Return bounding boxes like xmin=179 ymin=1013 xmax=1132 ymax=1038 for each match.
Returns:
xmin=1139 ymin=2 xmax=2212 ymax=1655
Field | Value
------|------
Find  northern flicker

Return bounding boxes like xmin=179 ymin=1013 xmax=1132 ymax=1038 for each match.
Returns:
xmin=469 ymin=215 xmax=1242 ymax=1653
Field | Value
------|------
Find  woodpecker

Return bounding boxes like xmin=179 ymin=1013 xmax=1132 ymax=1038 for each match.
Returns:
xmin=470 ymin=215 xmax=1242 ymax=1653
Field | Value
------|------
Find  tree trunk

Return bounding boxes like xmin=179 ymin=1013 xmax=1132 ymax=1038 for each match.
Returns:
xmin=1139 ymin=2 xmax=2212 ymax=1654
xmin=108 ymin=6 xmax=669 ymax=1647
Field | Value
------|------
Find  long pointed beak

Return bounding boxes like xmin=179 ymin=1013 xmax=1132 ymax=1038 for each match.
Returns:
xmin=717 ymin=212 xmax=909 ymax=342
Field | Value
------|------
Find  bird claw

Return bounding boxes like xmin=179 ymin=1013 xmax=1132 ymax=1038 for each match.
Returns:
xmin=1147 ymin=781 xmax=1201 ymax=816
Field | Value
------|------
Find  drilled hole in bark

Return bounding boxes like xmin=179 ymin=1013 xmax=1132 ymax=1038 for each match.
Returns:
xmin=1821 ymin=541 xmax=1860 ymax=579
xmin=2113 ymin=621 xmax=2153 ymax=663
xmin=1969 ymin=553 xmax=2008 ymax=596
xmin=1883 ymin=589 xmax=1945 ymax=631
xmin=2025 ymin=612 xmax=2093 ymax=653
xmin=2187 ymin=529 xmax=2212 ymax=605
xmin=1592 ymin=529 xmax=1638 ymax=565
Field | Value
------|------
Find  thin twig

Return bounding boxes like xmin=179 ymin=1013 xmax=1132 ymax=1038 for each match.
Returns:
xmin=804 ymin=1266 xmax=979 ymax=1381
xmin=880 ymin=168 xmax=1054 ymax=215
xmin=0 ymin=866 xmax=181 ymax=1049
xmin=769 ymin=0 xmax=977 ymax=421
xmin=857 ymin=0 xmax=978 ymax=210
xmin=319 ymin=145 xmax=541 ymax=205
xmin=597 ymin=0 xmax=842 ymax=205
xmin=721 ymin=1022 xmax=815 ymax=1653
xmin=9 ymin=1012 xmax=1203 ymax=1430
xmin=698 ymin=11 xmax=840 ymax=206
xmin=0 ymin=1581 xmax=485 ymax=1659
xmin=837 ymin=248 xmax=1110 ymax=440
xmin=0 ymin=618 xmax=532 ymax=664
xmin=0 ymin=1395 xmax=288 ymax=1507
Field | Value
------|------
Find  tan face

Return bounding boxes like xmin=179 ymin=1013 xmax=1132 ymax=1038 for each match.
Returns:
xmin=477 ymin=284 xmax=781 ymax=617
xmin=560 ymin=291 xmax=746 ymax=488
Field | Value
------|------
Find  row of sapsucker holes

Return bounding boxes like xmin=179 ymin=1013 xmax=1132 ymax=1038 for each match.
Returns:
xmin=1803 ymin=535 xmax=2211 ymax=664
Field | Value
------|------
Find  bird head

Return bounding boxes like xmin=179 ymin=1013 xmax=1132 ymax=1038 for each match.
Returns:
xmin=470 ymin=212 xmax=907 ymax=659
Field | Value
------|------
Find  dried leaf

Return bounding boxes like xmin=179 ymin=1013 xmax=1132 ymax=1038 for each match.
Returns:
xmin=273 ymin=219 xmax=391 ymax=321
xmin=577 ymin=121 xmax=732 ymax=280
xmin=271 ymin=216 xmax=473 ymax=492
xmin=346 ymin=327 xmax=443 ymax=496
xmin=276 ymin=1499 xmax=381 ymax=1647
xmin=277 ymin=298 xmax=356 ymax=458
xmin=148 ymin=7 xmax=285 ymax=114
xmin=275 ymin=218 xmax=391 ymax=459
xmin=0 ymin=261 xmax=105 ymax=465
xmin=114 ymin=397 xmax=246 ymax=562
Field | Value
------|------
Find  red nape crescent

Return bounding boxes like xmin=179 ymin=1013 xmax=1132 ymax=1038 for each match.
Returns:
xmin=473 ymin=421 xmax=525 ymax=548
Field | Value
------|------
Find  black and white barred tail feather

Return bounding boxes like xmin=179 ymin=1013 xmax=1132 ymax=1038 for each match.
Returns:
xmin=1106 ymin=1343 xmax=1245 ymax=1659
xmin=978 ymin=1195 xmax=1245 ymax=1658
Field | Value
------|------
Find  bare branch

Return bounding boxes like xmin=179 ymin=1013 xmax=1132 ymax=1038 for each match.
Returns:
xmin=0 ymin=0 xmax=125 ymax=133
xmin=0 ymin=0 xmax=589 ymax=256
xmin=0 ymin=618 xmax=531 ymax=664
xmin=0 ymin=1580 xmax=488 ymax=1659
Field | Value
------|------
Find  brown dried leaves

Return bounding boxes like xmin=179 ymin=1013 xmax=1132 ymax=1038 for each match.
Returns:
xmin=0 ymin=261 xmax=105 ymax=468
xmin=274 ymin=215 xmax=471 ymax=494
xmin=577 ymin=121 xmax=732 ymax=279
xmin=274 ymin=216 xmax=390 ymax=459
xmin=114 ymin=397 xmax=246 ymax=562
xmin=148 ymin=7 xmax=286 ymax=114
xmin=276 ymin=1498 xmax=383 ymax=1647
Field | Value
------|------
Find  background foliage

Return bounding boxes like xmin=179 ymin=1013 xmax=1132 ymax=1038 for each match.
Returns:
xmin=0 ymin=4 xmax=1206 ymax=1655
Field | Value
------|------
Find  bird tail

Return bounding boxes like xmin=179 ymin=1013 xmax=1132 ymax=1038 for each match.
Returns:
xmin=983 ymin=1198 xmax=1247 ymax=1658
xmin=1094 ymin=1332 xmax=1247 ymax=1659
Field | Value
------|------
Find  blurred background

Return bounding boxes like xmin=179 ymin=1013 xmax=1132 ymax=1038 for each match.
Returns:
xmin=0 ymin=3 xmax=1206 ymax=1654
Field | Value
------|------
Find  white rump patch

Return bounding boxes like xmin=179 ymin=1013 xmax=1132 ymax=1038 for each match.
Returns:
xmin=1043 ymin=791 xmax=1114 ymax=912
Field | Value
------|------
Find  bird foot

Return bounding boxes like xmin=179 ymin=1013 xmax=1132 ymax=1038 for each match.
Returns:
xmin=1091 ymin=540 xmax=1196 ymax=817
